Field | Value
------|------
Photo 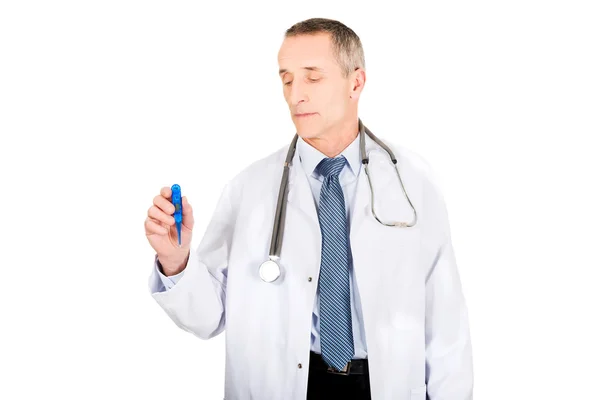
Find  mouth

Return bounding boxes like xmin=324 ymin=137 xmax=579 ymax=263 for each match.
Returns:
xmin=294 ymin=112 xmax=318 ymax=118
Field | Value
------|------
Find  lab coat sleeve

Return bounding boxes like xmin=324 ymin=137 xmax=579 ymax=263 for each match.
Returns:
xmin=147 ymin=182 xmax=234 ymax=340
xmin=423 ymin=170 xmax=474 ymax=400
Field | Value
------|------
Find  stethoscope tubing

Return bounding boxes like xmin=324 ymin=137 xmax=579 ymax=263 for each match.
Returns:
xmin=260 ymin=118 xmax=417 ymax=283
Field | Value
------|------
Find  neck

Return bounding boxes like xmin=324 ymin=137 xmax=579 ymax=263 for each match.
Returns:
xmin=304 ymin=119 xmax=359 ymax=158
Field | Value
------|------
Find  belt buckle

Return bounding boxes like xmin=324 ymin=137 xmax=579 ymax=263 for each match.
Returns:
xmin=327 ymin=361 xmax=351 ymax=375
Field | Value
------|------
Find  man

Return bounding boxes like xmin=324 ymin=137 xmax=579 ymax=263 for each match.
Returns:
xmin=145 ymin=18 xmax=473 ymax=400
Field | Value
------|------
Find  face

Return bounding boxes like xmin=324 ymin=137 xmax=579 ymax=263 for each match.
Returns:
xmin=277 ymin=33 xmax=365 ymax=139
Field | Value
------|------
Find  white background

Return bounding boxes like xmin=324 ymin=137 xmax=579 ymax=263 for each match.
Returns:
xmin=1 ymin=1 xmax=599 ymax=399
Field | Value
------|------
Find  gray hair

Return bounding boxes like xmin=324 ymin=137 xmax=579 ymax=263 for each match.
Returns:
xmin=284 ymin=18 xmax=365 ymax=78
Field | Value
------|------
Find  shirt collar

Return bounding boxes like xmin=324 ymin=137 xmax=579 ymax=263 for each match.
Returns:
xmin=297 ymin=131 xmax=361 ymax=180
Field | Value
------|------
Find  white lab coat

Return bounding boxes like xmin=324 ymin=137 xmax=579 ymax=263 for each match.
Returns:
xmin=148 ymin=132 xmax=474 ymax=400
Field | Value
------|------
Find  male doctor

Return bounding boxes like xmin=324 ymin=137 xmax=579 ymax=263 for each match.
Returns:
xmin=145 ymin=18 xmax=473 ymax=400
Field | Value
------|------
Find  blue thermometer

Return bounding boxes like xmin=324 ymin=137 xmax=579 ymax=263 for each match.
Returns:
xmin=171 ymin=184 xmax=182 ymax=247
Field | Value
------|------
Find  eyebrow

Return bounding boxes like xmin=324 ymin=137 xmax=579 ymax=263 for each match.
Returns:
xmin=279 ymin=66 xmax=325 ymax=75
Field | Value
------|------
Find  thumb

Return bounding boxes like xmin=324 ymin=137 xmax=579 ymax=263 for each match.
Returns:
xmin=182 ymin=196 xmax=194 ymax=228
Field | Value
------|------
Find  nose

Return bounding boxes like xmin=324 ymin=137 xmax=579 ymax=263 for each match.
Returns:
xmin=288 ymin=80 xmax=308 ymax=107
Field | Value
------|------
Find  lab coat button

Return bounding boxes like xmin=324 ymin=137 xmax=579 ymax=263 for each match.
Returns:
xmin=298 ymin=363 xmax=302 ymax=368
xmin=308 ymin=277 xmax=312 ymax=282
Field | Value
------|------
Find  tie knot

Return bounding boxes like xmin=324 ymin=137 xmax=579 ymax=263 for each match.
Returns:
xmin=315 ymin=156 xmax=346 ymax=178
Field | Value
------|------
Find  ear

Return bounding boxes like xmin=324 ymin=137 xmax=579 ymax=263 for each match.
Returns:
xmin=349 ymin=68 xmax=366 ymax=99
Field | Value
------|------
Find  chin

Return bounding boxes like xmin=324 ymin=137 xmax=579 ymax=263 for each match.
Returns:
xmin=293 ymin=120 xmax=322 ymax=139
xmin=292 ymin=114 xmax=323 ymax=139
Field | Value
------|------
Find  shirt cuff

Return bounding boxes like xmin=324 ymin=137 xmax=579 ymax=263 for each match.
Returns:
xmin=155 ymin=255 xmax=186 ymax=290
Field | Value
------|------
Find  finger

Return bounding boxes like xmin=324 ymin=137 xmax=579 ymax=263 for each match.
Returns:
xmin=148 ymin=205 xmax=175 ymax=226
xmin=145 ymin=217 xmax=168 ymax=235
xmin=182 ymin=196 xmax=192 ymax=215
xmin=160 ymin=186 xmax=172 ymax=199
xmin=182 ymin=196 xmax=195 ymax=227
xmin=153 ymin=194 xmax=175 ymax=215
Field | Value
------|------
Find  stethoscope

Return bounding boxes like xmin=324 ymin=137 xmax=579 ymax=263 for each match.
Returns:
xmin=258 ymin=119 xmax=418 ymax=283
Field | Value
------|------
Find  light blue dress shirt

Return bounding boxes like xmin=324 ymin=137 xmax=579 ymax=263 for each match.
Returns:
xmin=154 ymin=132 xmax=368 ymax=359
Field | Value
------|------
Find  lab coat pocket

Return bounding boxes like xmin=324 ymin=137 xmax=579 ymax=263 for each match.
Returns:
xmin=410 ymin=384 xmax=427 ymax=400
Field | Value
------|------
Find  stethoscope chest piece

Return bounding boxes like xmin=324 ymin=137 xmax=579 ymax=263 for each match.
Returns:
xmin=259 ymin=259 xmax=281 ymax=283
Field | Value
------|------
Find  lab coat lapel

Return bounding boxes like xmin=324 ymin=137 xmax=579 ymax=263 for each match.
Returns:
xmin=286 ymin=144 xmax=319 ymax=227
xmin=349 ymin=133 xmax=377 ymax=242
xmin=282 ymin=145 xmax=322 ymax=282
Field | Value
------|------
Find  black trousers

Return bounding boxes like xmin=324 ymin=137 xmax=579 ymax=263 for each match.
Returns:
xmin=306 ymin=352 xmax=372 ymax=400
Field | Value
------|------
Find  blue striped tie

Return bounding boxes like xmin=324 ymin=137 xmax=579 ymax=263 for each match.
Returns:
xmin=315 ymin=156 xmax=354 ymax=371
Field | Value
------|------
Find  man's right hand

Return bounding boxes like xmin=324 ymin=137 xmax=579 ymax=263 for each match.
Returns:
xmin=145 ymin=186 xmax=194 ymax=275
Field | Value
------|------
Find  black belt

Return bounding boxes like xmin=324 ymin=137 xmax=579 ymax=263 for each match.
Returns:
xmin=309 ymin=351 xmax=369 ymax=376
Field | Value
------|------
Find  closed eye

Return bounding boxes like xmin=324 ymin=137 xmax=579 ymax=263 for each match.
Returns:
xmin=284 ymin=78 xmax=320 ymax=86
